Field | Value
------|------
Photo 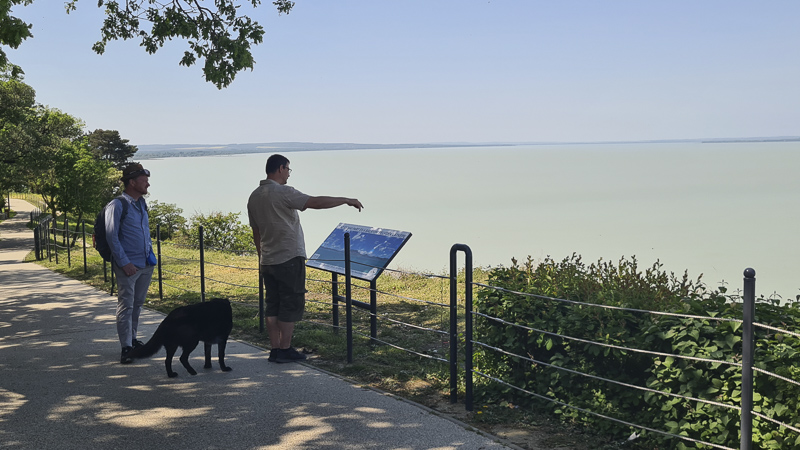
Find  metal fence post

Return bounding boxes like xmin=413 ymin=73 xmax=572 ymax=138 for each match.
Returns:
xmin=370 ymin=279 xmax=378 ymax=341
xmin=332 ymin=273 xmax=340 ymax=333
xmin=259 ymin=261 xmax=265 ymax=333
xmin=740 ymin=268 xmax=755 ymax=450
xmin=82 ymin=220 xmax=87 ymax=274
xmin=34 ymin=227 xmax=41 ymax=260
xmin=199 ymin=225 xmax=206 ymax=302
xmin=65 ymin=218 xmax=71 ymax=268
xmin=53 ymin=219 xmax=58 ymax=265
xmin=157 ymin=224 xmax=163 ymax=301
xmin=110 ymin=257 xmax=116 ymax=295
xmin=449 ymin=244 xmax=473 ymax=408
xmin=345 ymin=232 xmax=353 ymax=363
xmin=46 ymin=218 xmax=52 ymax=261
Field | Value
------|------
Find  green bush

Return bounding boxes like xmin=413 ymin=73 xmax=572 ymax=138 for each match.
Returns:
xmin=473 ymin=254 xmax=800 ymax=449
xmin=148 ymin=200 xmax=186 ymax=240
xmin=183 ymin=211 xmax=255 ymax=254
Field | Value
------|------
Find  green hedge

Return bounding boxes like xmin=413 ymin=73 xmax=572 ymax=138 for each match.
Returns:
xmin=473 ymin=254 xmax=800 ymax=449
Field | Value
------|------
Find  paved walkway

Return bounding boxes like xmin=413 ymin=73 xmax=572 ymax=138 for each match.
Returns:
xmin=0 ymin=199 xmax=512 ymax=449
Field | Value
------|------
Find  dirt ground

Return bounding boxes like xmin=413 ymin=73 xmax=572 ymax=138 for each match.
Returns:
xmin=430 ymin=399 xmax=594 ymax=450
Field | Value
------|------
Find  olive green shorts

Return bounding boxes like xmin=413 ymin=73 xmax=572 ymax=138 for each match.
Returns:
xmin=261 ymin=256 xmax=307 ymax=323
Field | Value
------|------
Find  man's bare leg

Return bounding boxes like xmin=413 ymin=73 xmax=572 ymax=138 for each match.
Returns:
xmin=266 ymin=316 xmax=295 ymax=349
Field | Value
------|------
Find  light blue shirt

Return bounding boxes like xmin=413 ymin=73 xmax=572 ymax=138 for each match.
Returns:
xmin=104 ymin=193 xmax=152 ymax=268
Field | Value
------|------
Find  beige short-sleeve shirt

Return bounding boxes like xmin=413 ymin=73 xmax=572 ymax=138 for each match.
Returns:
xmin=247 ymin=179 xmax=311 ymax=265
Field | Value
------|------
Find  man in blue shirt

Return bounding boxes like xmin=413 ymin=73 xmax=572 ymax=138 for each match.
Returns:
xmin=105 ymin=163 xmax=155 ymax=364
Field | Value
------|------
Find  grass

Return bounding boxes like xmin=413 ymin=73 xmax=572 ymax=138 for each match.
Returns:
xmin=26 ymin=224 xmax=624 ymax=450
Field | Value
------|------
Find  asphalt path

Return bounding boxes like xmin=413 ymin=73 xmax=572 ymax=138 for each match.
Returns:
xmin=0 ymin=199 xmax=513 ymax=449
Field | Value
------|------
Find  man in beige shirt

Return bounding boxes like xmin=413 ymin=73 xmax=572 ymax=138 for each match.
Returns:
xmin=247 ymin=154 xmax=363 ymax=363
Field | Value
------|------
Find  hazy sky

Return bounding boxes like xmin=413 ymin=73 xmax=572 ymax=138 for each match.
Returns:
xmin=8 ymin=1 xmax=799 ymax=145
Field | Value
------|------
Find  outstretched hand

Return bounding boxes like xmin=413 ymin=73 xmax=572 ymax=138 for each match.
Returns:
xmin=347 ymin=199 xmax=364 ymax=211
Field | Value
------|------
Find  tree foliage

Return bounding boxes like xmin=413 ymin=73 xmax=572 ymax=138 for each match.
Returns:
xmin=148 ymin=200 xmax=186 ymax=240
xmin=185 ymin=211 xmax=255 ymax=253
xmin=0 ymin=0 xmax=33 ymax=77
xmin=3 ymin=1 xmax=294 ymax=87
xmin=42 ymin=138 xmax=118 ymax=236
xmin=1 ymin=79 xmax=88 ymax=196
xmin=1 ymin=65 xmax=119 ymax=231
xmin=0 ymin=72 xmax=36 ymax=191
xmin=63 ymin=0 xmax=295 ymax=88
xmin=0 ymin=70 xmax=35 ymax=128
xmin=86 ymin=128 xmax=137 ymax=169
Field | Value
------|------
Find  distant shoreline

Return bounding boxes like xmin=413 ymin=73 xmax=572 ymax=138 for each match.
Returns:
xmin=134 ymin=137 xmax=800 ymax=160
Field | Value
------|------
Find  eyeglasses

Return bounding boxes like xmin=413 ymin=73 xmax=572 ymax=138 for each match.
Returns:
xmin=284 ymin=166 xmax=292 ymax=173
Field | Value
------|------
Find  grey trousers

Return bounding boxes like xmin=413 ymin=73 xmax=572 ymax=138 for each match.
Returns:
xmin=113 ymin=264 xmax=154 ymax=348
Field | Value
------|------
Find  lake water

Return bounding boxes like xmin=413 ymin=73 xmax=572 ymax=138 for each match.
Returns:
xmin=142 ymin=142 xmax=800 ymax=300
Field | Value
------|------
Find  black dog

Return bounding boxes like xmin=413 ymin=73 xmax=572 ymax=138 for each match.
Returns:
xmin=129 ymin=298 xmax=233 ymax=378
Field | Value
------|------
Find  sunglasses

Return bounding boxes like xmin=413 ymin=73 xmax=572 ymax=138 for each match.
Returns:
xmin=126 ymin=168 xmax=151 ymax=179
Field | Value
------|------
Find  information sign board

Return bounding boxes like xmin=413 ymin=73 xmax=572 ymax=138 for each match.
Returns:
xmin=307 ymin=223 xmax=411 ymax=281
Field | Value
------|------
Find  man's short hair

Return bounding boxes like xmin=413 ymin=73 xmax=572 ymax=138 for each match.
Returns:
xmin=266 ymin=154 xmax=290 ymax=175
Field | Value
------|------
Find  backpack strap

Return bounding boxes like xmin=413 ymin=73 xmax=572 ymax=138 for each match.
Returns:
xmin=115 ymin=196 xmax=130 ymax=224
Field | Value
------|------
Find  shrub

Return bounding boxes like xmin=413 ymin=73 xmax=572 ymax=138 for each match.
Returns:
xmin=148 ymin=200 xmax=186 ymax=240
xmin=473 ymin=254 xmax=800 ymax=449
xmin=183 ymin=211 xmax=255 ymax=253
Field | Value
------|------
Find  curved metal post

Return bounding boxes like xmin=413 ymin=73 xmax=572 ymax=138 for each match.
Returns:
xmin=449 ymin=243 xmax=473 ymax=409
xmin=741 ymin=268 xmax=755 ymax=450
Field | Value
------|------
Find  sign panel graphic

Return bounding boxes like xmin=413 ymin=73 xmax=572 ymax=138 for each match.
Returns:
xmin=307 ymin=223 xmax=412 ymax=281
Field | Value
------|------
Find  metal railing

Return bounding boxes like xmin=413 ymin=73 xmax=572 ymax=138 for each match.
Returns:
xmin=32 ymin=219 xmax=800 ymax=449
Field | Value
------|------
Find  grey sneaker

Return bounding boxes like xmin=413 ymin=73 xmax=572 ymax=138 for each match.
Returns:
xmin=274 ymin=347 xmax=307 ymax=363
xmin=120 ymin=346 xmax=133 ymax=364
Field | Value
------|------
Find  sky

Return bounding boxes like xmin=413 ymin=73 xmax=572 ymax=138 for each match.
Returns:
xmin=6 ymin=1 xmax=800 ymax=146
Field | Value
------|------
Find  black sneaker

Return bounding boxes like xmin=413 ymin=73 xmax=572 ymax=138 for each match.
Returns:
xmin=274 ymin=347 xmax=307 ymax=363
xmin=131 ymin=340 xmax=144 ymax=349
xmin=120 ymin=346 xmax=133 ymax=364
xmin=268 ymin=348 xmax=277 ymax=363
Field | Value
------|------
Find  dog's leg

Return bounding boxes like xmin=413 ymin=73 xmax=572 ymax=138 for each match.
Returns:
xmin=218 ymin=339 xmax=232 ymax=372
xmin=179 ymin=341 xmax=199 ymax=375
xmin=204 ymin=342 xmax=213 ymax=369
xmin=165 ymin=344 xmax=179 ymax=378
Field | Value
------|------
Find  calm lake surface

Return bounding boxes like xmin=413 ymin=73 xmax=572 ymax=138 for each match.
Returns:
xmin=143 ymin=142 xmax=800 ymax=299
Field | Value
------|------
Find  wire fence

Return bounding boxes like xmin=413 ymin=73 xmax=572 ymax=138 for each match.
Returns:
xmin=30 ymin=215 xmax=800 ymax=449
xmin=452 ymin=245 xmax=800 ymax=450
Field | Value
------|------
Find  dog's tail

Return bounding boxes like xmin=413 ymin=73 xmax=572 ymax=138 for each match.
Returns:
xmin=128 ymin=323 xmax=166 ymax=359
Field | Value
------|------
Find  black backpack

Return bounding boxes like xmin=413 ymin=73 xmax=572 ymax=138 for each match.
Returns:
xmin=93 ymin=196 xmax=147 ymax=262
